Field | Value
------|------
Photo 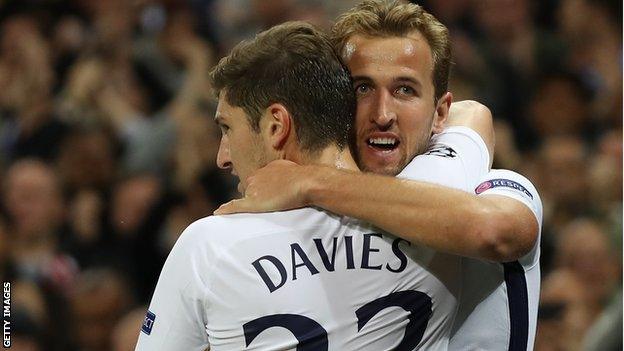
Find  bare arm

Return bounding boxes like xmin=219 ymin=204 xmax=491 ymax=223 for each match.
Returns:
xmin=303 ymin=167 xmax=538 ymax=262
xmin=215 ymin=101 xmax=537 ymax=262
xmin=217 ymin=162 xmax=537 ymax=262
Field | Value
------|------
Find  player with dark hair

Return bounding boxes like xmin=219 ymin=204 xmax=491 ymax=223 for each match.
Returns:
xmin=137 ymin=21 xmax=484 ymax=350
xmin=216 ymin=1 xmax=543 ymax=350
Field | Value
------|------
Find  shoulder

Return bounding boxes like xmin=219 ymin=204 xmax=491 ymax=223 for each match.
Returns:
xmin=476 ymin=170 xmax=540 ymax=201
xmin=176 ymin=208 xmax=334 ymax=249
xmin=175 ymin=214 xmax=272 ymax=249
xmin=398 ymin=127 xmax=490 ymax=191
xmin=430 ymin=126 xmax=489 ymax=160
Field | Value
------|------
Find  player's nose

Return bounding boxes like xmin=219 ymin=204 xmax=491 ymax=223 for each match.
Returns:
xmin=216 ymin=137 xmax=232 ymax=170
xmin=371 ymin=90 xmax=397 ymax=129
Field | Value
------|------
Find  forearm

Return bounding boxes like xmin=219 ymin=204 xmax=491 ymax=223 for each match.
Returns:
xmin=305 ymin=167 xmax=529 ymax=261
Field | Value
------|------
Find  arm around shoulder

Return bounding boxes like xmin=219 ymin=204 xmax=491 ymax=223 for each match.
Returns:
xmin=468 ymin=194 xmax=540 ymax=262
xmin=469 ymin=170 xmax=543 ymax=262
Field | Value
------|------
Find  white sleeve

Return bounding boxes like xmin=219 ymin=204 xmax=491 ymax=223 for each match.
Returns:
xmin=397 ymin=126 xmax=490 ymax=192
xmin=474 ymin=169 xmax=543 ymax=269
xmin=135 ymin=223 xmax=211 ymax=351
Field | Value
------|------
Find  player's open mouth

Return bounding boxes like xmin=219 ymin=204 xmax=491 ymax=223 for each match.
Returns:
xmin=367 ymin=137 xmax=399 ymax=152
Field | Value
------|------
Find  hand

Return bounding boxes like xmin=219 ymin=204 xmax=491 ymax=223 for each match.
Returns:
xmin=447 ymin=100 xmax=492 ymax=127
xmin=447 ymin=100 xmax=495 ymax=166
xmin=214 ymin=160 xmax=312 ymax=215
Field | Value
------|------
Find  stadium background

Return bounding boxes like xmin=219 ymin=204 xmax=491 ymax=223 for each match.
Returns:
xmin=0 ymin=0 xmax=620 ymax=350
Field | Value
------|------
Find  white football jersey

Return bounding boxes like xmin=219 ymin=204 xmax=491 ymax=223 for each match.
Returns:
xmin=136 ymin=126 xmax=494 ymax=351
xmin=398 ymin=127 xmax=542 ymax=351
xmin=397 ymin=126 xmax=490 ymax=192
xmin=136 ymin=209 xmax=462 ymax=350
xmin=448 ymin=170 xmax=542 ymax=351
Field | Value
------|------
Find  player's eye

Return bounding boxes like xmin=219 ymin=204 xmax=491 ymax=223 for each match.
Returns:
xmin=354 ymin=83 xmax=371 ymax=96
xmin=219 ymin=124 xmax=230 ymax=134
xmin=395 ymin=85 xmax=415 ymax=96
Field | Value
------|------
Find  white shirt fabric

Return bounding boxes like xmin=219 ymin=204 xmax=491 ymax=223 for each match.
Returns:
xmin=398 ymin=127 xmax=542 ymax=351
xmin=448 ymin=170 xmax=542 ymax=351
xmin=136 ymin=126 xmax=532 ymax=351
xmin=397 ymin=126 xmax=490 ymax=192
xmin=136 ymin=209 xmax=462 ymax=350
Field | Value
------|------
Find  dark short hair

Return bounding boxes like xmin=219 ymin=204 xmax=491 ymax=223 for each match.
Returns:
xmin=209 ymin=21 xmax=356 ymax=153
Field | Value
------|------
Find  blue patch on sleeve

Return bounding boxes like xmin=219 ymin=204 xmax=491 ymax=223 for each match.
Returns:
xmin=142 ymin=310 xmax=156 ymax=335
xmin=475 ymin=178 xmax=533 ymax=199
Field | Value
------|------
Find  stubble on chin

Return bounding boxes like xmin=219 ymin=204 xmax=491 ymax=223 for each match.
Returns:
xmin=359 ymin=159 xmax=404 ymax=176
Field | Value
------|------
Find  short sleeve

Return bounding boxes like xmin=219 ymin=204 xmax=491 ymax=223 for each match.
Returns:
xmin=398 ymin=126 xmax=490 ymax=192
xmin=135 ymin=223 xmax=211 ymax=351
xmin=475 ymin=169 xmax=543 ymax=269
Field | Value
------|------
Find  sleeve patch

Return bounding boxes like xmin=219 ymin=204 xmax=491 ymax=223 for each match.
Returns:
xmin=141 ymin=310 xmax=157 ymax=335
xmin=475 ymin=178 xmax=533 ymax=199
xmin=424 ymin=144 xmax=457 ymax=158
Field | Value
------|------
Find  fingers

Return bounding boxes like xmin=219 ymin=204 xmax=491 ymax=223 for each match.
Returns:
xmin=214 ymin=198 xmax=264 ymax=215
xmin=213 ymin=200 xmax=243 ymax=215
xmin=266 ymin=159 xmax=299 ymax=168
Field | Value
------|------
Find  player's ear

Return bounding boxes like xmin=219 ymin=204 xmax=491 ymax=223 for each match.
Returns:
xmin=264 ymin=103 xmax=292 ymax=150
xmin=432 ymin=92 xmax=452 ymax=134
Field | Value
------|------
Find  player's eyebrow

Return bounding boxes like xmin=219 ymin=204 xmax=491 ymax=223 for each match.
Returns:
xmin=395 ymin=76 xmax=422 ymax=88
xmin=351 ymin=75 xmax=373 ymax=84
xmin=351 ymin=75 xmax=423 ymax=89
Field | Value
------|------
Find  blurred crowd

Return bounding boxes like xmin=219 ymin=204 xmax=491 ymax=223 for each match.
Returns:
xmin=0 ymin=0 xmax=620 ymax=350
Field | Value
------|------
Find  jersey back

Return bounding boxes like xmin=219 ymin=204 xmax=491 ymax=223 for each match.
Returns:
xmin=137 ymin=208 xmax=462 ymax=350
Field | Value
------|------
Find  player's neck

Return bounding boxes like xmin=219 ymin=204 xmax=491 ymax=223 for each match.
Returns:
xmin=290 ymin=145 xmax=359 ymax=171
